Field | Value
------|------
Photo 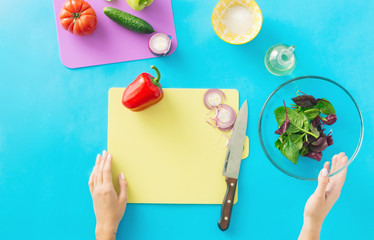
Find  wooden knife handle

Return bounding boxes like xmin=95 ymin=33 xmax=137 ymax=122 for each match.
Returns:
xmin=218 ymin=177 xmax=238 ymax=231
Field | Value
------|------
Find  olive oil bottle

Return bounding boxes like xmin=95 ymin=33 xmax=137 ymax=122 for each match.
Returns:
xmin=265 ymin=44 xmax=296 ymax=76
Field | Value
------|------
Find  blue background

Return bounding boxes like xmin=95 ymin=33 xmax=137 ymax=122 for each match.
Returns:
xmin=0 ymin=0 xmax=373 ymax=239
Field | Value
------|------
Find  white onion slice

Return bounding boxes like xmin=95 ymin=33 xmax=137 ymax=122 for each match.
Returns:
xmin=206 ymin=120 xmax=215 ymax=127
xmin=214 ymin=106 xmax=219 ymax=118
xmin=203 ymin=89 xmax=226 ymax=109
xmin=216 ymin=104 xmax=236 ymax=131
xmin=149 ymin=33 xmax=172 ymax=56
xmin=223 ymin=134 xmax=230 ymax=147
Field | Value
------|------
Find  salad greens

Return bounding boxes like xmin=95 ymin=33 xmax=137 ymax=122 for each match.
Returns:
xmin=274 ymin=91 xmax=337 ymax=164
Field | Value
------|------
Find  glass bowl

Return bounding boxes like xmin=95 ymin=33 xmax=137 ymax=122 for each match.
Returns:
xmin=258 ymin=76 xmax=364 ymax=180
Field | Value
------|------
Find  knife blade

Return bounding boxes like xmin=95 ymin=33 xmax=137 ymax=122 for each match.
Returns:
xmin=218 ymin=100 xmax=248 ymax=231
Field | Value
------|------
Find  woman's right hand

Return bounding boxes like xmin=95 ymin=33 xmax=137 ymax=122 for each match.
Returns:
xmin=89 ymin=150 xmax=128 ymax=240
xmin=299 ymin=152 xmax=348 ymax=240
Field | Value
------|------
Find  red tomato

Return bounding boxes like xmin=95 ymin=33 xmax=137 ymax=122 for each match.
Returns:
xmin=59 ymin=0 xmax=97 ymax=36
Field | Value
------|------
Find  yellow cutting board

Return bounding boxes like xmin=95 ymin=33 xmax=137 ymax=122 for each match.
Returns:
xmin=108 ymin=88 xmax=249 ymax=204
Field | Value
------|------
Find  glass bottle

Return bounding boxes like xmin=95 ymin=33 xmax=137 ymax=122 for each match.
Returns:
xmin=265 ymin=44 xmax=296 ymax=76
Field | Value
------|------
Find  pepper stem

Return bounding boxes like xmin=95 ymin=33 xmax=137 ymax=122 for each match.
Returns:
xmin=151 ymin=65 xmax=161 ymax=88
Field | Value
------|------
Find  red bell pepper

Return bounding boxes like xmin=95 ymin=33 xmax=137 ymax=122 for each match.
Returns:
xmin=122 ymin=66 xmax=164 ymax=111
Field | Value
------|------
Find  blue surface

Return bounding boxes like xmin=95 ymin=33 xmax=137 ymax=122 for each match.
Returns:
xmin=0 ymin=0 xmax=373 ymax=239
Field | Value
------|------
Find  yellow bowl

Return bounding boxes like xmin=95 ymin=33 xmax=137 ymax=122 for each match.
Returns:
xmin=212 ymin=0 xmax=263 ymax=45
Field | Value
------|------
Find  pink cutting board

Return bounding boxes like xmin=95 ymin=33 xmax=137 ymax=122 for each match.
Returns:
xmin=53 ymin=0 xmax=177 ymax=68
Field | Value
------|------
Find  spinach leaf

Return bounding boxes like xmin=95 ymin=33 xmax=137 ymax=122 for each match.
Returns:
xmin=300 ymin=145 xmax=309 ymax=156
xmin=304 ymin=108 xmax=320 ymax=120
xmin=286 ymin=124 xmax=300 ymax=133
xmin=290 ymin=134 xmax=303 ymax=150
xmin=293 ymin=106 xmax=302 ymax=113
xmin=275 ymin=134 xmax=287 ymax=150
xmin=315 ymin=98 xmax=335 ymax=115
xmin=299 ymin=112 xmax=310 ymax=131
xmin=275 ymin=139 xmax=282 ymax=150
xmin=274 ymin=106 xmax=303 ymax=130
xmin=309 ymin=124 xmax=320 ymax=138
xmin=280 ymin=134 xmax=287 ymax=143
xmin=281 ymin=136 xmax=299 ymax=164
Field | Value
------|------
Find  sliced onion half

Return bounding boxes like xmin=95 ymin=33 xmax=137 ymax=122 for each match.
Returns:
xmin=149 ymin=33 xmax=172 ymax=56
xmin=203 ymin=89 xmax=226 ymax=109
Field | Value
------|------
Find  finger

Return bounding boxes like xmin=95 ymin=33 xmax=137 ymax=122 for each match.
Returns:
xmin=118 ymin=173 xmax=128 ymax=205
xmin=103 ymin=153 xmax=113 ymax=184
xmin=93 ymin=154 xmax=101 ymax=186
xmin=334 ymin=154 xmax=348 ymax=187
xmin=97 ymin=150 xmax=107 ymax=185
xmin=88 ymin=172 xmax=94 ymax=194
xmin=315 ymin=161 xmax=330 ymax=199
xmin=330 ymin=154 xmax=339 ymax=174
xmin=327 ymin=154 xmax=348 ymax=200
xmin=335 ymin=152 xmax=347 ymax=169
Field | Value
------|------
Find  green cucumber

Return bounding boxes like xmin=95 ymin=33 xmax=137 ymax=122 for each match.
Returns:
xmin=104 ymin=7 xmax=155 ymax=34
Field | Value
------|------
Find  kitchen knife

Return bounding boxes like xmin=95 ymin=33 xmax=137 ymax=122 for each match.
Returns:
xmin=218 ymin=100 xmax=248 ymax=231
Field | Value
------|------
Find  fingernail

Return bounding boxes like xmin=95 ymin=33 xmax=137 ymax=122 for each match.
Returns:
xmin=120 ymin=173 xmax=125 ymax=179
xmin=108 ymin=153 xmax=111 ymax=159
xmin=322 ymin=168 xmax=328 ymax=177
xmin=103 ymin=150 xmax=106 ymax=156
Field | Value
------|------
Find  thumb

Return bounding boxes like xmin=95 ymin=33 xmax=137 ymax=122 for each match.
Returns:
xmin=315 ymin=161 xmax=330 ymax=198
xmin=118 ymin=173 xmax=128 ymax=204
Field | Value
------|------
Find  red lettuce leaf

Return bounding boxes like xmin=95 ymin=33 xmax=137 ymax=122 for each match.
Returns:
xmin=307 ymin=134 xmax=318 ymax=144
xmin=306 ymin=152 xmax=322 ymax=161
xmin=312 ymin=116 xmax=322 ymax=127
xmin=275 ymin=100 xmax=290 ymax=135
xmin=327 ymin=135 xmax=333 ymax=146
xmin=323 ymin=114 xmax=337 ymax=125
xmin=291 ymin=95 xmax=317 ymax=108
xmin=309 ymin=136 xmax=329 ymax=153
xmin=275 ymin=118 xmax=290 ymax=135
